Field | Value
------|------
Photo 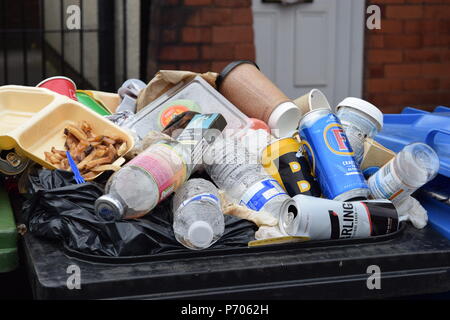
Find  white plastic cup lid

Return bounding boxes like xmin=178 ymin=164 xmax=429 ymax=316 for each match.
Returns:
xmin=268 ymin=101 xmax=302 ymax=138
xmin=336 ymin=97 xmax=383 ymax=131
xmin=188 ymin=221 xmax=214 ymax=248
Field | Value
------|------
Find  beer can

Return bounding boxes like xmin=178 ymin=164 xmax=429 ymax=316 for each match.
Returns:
xmin=261 ymin=137 xmax=321 ymax=198
xmin=279 ymin=195 xmax=399 ymax=240
xmin=298 ymin=108 xmax=369 ymax=201
xmin=36 ymin=76 xmax=78 ymax=101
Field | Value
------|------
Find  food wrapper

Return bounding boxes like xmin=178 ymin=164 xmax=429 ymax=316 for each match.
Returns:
xmin=136 ymin=70 xmax=218 ymax=112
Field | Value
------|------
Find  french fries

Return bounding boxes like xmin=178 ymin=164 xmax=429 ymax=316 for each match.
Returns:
xmin=46 ymin=121 xmax=127 ymax=180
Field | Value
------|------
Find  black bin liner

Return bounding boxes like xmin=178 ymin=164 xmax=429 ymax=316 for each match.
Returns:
xmin=23 ymin=169 xmax=257 ymax=257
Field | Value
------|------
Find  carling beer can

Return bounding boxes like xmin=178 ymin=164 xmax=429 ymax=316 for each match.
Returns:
xmin=279 ymin=195 xmax=399 ymax=240
xmin=298 ymin=108 xmax=369 ymax=201
xmin=261 ymin=137 xmax=321 ymax=197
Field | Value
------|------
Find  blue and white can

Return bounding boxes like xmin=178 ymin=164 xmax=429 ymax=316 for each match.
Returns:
xmin=298 ymin=108 xmax=369 ymax=201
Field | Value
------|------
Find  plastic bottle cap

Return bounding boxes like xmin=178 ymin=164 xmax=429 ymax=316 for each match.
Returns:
xmin=188 ymin=221 xmax=214 ymax=248
xmin=268 ymin=101 xmax=302 ymax=138
xmin=95 ymin=195 xmax=124 ymax=221
xmin=336 ymin=97 xmax=383 ymax=131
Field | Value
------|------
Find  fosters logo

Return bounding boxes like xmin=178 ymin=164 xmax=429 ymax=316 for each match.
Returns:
xmin=323 ymin=123 xmax=354 ymax=156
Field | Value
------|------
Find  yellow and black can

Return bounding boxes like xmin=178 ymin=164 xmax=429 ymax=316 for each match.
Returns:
xmin=261 ymin=137 xmax=321 ymax=198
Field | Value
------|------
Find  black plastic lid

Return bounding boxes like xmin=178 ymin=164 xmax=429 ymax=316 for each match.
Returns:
xmin=215 ymin=60 xmax=260 ymax=89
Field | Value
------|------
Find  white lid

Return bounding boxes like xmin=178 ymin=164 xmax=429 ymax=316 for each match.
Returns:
xmin=336 ymin=97 xmax=383 ymax=131
xmin=188 ymin=221 xmax=214 ymax=248
xmin=268 ymin=101 xmax=302 ymax=138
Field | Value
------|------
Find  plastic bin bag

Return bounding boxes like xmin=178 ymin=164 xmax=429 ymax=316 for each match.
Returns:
xmin=23 ymin=169 xmax=257 ymax=257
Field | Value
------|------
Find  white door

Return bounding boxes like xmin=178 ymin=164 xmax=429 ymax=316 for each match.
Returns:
xmin=252 ymin=0 xmax=365 ymax=108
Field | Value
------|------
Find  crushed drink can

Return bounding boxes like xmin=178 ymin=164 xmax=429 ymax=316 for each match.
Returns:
xmin=279 ymin=195 xmax=399 ymax=240
xmin=36 ymin=76 xmax=78 ymax=101
xmin=261 ymin=137 xmax=321 ymax=198
xmin=298 ymin=108 xmax=369 ymax=201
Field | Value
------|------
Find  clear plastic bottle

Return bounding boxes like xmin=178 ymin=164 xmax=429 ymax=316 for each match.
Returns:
xmin=95 ymin=138 xmax=193 ymax=221
xmin=368 ymin=142 xmax=440 ymax=205
xmin=172 ymin=178 xmax=225 ymax=250
xmin=204 ymin=136 xmax=297 ymax=223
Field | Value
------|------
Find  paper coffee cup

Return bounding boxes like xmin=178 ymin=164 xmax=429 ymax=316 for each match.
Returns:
xmin=294 ymin=89 xmax=331 ymax=115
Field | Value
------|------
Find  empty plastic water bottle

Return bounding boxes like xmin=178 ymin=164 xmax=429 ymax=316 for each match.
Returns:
xmin=95 ymin=138 xmax=193 ymax=220
xmin=172 ymin=178 xmax=225 ymax=250
xmin=204 ymin=136 xmax=297 ymax=223
xmin=368 ymin=142 xmax=440 ymax=205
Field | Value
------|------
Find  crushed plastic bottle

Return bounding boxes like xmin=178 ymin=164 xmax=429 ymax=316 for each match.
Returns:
xmin=204 ymin=136 xmax=297 ymax=222
xmin=172 ymin=178 xmax=225 ymax=250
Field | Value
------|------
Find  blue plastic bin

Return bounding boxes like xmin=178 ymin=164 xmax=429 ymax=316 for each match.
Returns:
xmin=374 ymin=106 xmax=450 ymax=240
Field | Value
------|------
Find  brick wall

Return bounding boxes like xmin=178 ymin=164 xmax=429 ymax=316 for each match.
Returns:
xmin=156 ymin=0 xmax=255 ymax=75
xmin=364 ymin=0 xmax=450 ymax=113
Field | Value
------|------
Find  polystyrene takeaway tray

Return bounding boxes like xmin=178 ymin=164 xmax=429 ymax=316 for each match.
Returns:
xmin=0 ymin=85 xmax=134 ymax=180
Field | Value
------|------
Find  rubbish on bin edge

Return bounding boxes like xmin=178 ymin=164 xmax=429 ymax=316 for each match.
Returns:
xmin=361 ymin=138 xmax=396 ymax=171
xmin=0 ymin=149 xmax=30 ymax=175
xmin=293 ymin=88 xmax=331 ymax=116
xmin=279 ymin=195 xmax=399 ymax=240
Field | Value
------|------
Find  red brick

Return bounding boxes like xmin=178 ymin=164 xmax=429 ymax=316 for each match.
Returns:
xmin=424 ymin=5 xmax=450 ymax=19
xmin=179 ymin=62 xmax=211 ymax=73
xmin=158 ymin=63 xmax=178 ymax=70
xmin=201 ymin=8 xmax=233 ymax=25
xmin=384 ymin=34 xmax=421 ymax=48
xmin=159 ymin=46 xmax=199 ymax=61
xmin=403 ymin=21 xmax=421 ymax=34
xmin=212 ymin=26 xmax=254 ymax=43
xmin=201 ymin=44 xmax=235 ymax=60
xmin=234 ymin=43 xmax=255 ymax=60
xmin=439 ymin=21 xmax=450 ymax=34
xmin=422 ymin=63 xmax=450 ymax=76
xmin=384 ymin=64 xmax=422 ymax=77
xmin=366 ymin=65 xmax=385 ymax=78
xmin=373 ymin=0 xmax=405 ymax=3
xmin=439 ymin=78 xmax=450 ymax=90
xmin=366 ymin=79 xmax=403 ymax=93
xmin=211 ymin=60 xmax=232 ymax=72
xmin=404 ymin=49 xmax=442 ymax=62
xmin=403 ymin=78 xmax=440 ymax=91
xmin=368 ymin=49 xmax=403 ymax=63
xmin=214 ymin=0 xmax=251 ymax=7
xmin=184 ymin=0 xmax=212 ymax=5
xmin=366 ymin=35 xmax=384 ymax=48
xmin=161 ymin=29 xmax=178 ymax=43
xmin=373 ymin=20 xmax=403 ymax=34
xmin=423 ymin=35 xmax=450 ymax=47
xmin=386 ymin=5 xmax=423 ymax=19
xmin=443 ymin=51 xmax=450 ymax=62
xmin=182 ymin=27 xmax=212 ymax=43
xmin=232 ymin=8 xmax=253 ymax=25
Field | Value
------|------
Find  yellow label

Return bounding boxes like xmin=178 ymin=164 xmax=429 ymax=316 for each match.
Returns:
xmin=248 ymin=236 xmax=310 ymax=247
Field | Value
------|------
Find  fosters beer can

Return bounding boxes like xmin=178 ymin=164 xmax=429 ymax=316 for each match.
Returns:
xmin=261 ymin=137 xmax=321 ymax=198
xmin=279 ymin=195 xmax=399 ymax=240
xmin=298 ymin=108 xmax=369 ymax=201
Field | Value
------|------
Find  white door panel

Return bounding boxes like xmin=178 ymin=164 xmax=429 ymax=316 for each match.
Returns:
xmin=252 ymin=0 xmax=365 ymax=108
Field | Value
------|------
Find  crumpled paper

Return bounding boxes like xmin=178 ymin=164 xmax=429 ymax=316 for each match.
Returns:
xmin=136 ymin=70 xmax=218 ymax=112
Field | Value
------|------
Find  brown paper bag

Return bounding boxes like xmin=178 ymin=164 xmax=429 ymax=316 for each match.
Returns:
xmin=136 ymin=70 xmax=218 ymax=112
xmin=361 ymin=138 xmax=396 ymax=170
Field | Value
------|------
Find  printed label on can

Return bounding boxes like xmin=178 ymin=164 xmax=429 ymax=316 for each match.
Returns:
xmin=178 ymin=193 xmax=220 ymax=211
xmin=299 ymin=112 xmax=367 ymax=200
xmin=368 ymin=160 xmax=414 ymax=204
xmin=239 ymin=179 xmax=287 ymax=212
xmin=291 ymin=196 xmax=398 ymax=240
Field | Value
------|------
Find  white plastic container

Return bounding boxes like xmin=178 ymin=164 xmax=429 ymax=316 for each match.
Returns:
xmin=336 ymin=97 xmax=383 ymax=165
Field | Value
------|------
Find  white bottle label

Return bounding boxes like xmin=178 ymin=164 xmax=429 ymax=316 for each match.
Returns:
xmin=239 ymin=179 xmax=287 ymax=212
xmin=368 ymin=160 xmax=415 ymax=204
xmin=178 ymin=193 xmax=220 ymax=211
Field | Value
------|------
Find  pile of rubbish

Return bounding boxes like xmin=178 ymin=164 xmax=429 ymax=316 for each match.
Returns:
xmin=0 ymin=60 xmax=440 ymax=256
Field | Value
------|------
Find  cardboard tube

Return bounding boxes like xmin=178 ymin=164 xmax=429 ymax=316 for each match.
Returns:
xmin=294 ymin=89 xmax=331 ymax=115
xmin=217 ymin=61 xmax=289 ymax=123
